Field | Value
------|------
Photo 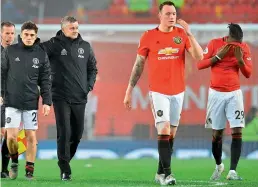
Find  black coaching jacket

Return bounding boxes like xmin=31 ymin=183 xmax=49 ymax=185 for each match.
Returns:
xmin=41 ymin=30 xmax=98 ymax=104
xmin=1 ymin=36 xmax=52 ymax=110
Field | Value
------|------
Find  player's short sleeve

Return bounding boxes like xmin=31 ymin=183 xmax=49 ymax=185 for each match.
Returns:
xmin=243 ymin=44 xmax=252 ymax=63
xmin=203 ymin=40 xmax=214 ymax=59
xmin=137 ymin=31 xmax=149 ymax=57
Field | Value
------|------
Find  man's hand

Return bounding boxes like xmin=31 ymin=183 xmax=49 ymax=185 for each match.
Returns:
xmin=1 ymin=128 xmax=5 ymax=137
xmin=42 ymin=104 xmax=50 ymax=116
xmin=216 ymin=44 xmax=232 ymax=59
xmin=0 ymin=97 xmax=3 ymax=105
xmin=177 ymin=19 xmax=191 ymax=36
xmin=234 ymin=46 xmax=244 ymax=66
xmin=123 ymin=91 xmax=132 ymax=111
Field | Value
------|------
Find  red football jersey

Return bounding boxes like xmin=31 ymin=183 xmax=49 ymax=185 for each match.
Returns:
xmin=137 ymin=27 xmax=191 ymax=95
xmin=198 ymin=37 xmax=252 ymax=92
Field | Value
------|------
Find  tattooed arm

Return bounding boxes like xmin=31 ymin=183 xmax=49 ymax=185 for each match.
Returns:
xmin=124 ymin=55 xmax=146 ymax=110
xmin=129 ymin=55 xmax=146 ymax=87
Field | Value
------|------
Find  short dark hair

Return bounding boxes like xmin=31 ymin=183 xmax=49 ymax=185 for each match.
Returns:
xmin=228 ymin=23 xmax=243 ymax=42
xmin=61 ymin=16 xmax=78 ymax=28
xmin=159 ymin=1 xmax=176 ymax=12
xmin=21 ymin=21 xmax=38 ymax=34
xmin=1 ymin=21 xmax=15 ymax=29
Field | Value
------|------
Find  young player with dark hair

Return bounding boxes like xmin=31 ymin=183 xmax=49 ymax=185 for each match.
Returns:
xmin=197 ymin=23 xmax=252 ymax=180
xmin=1 ymin=21 xmax=52 ymax=180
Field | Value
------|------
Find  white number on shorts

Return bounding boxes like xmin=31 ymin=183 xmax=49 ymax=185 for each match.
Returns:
xmin=235 ymin=110 xmax=244 ymax=120
xmin=32 ymin=112 xmax=37 ymax=122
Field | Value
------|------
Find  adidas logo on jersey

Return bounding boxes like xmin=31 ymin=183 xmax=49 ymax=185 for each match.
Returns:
xmin=15 ymin=57 xmax=20 ymax=61
xmin=61 ymin=49 xmax=67 ymax=56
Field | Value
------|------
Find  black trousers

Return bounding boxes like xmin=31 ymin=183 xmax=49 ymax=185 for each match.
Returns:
xmin=53 ymin=100 xmax=86 ymax=174
xmin=1 ymin=105 xmax=5 ymax=127
xmin=1 ymin=104 xmax=10 ymax=173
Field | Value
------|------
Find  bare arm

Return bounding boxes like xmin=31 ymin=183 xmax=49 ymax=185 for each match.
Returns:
xmin=126 ymin=55 xmax=146 ymax=93
xmin=187 ymin=34 xmax=204 ymax=60
xmin=124 ymin=30 xmax=149 ymax=110
xmin=176 ymin=19 xmax=203 ymax=60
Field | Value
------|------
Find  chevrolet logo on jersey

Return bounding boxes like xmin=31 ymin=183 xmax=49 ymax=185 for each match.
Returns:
xmin=158 ymin=47 xmax=179 ymax=55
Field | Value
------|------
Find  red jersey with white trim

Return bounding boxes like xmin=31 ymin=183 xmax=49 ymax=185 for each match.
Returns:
xmin=199 ymin=37 xmax=252 ymax=92
xmin=137 ymin=27 xmax=191 ymax=95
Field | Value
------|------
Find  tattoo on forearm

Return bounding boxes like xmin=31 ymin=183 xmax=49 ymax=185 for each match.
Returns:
xmin=129 ymin=55 xmax=145 ymax=87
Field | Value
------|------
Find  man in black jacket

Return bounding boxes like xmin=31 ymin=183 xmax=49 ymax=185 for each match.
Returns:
xmin=41 ymin=16 xmax=98 ymax=180
xmin=1 ymin=21 xmax=52 ymax=180
xmin=1 ymin=21 xmax=15 ymax=179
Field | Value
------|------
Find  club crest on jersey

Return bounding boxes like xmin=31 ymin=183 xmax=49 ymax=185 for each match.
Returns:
xmin=173 ymin=37 xmax=182 ymax=44
xmin=78 ymin=48 xmax=84 ymax=58
xmin=32 ymin=58 xmax=39 ymax=68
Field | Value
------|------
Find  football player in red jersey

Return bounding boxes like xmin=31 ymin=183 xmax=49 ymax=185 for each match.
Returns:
xmin=124 ymin=1 xmax=203 ymax=185
xmin=197 ymin=23 xmax=252 ymax=181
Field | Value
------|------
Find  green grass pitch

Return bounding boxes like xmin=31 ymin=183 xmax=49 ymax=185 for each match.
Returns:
xmin=1 ymin=159 xmax=258 ymax=187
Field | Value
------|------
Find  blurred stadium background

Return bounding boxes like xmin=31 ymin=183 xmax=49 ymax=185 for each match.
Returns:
xmin=1 ymin=0 xmax=258 ymax=161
